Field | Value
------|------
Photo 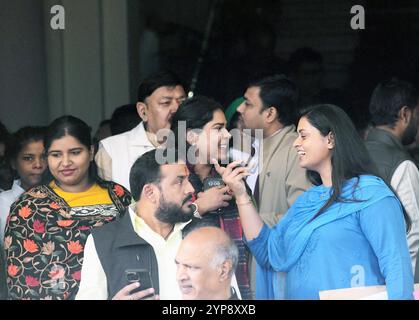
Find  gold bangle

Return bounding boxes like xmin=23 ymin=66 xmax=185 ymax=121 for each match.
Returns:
xmin=235 ymin=197 xmax=253 ymax=206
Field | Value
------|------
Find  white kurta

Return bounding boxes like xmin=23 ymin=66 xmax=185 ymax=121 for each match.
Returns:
xmin=95 ymin=122 xmax=155 ymax=191
xmin=0 ymin=179 xmax=24 ymax=245
xmin=391 ymin=160 xmax=419 ymax=271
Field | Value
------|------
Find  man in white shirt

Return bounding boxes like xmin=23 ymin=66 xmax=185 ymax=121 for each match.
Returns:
xmin=95 ymin=71 xmax=186 ymax=190
xmin=366 ymin=78 xmax=419 ymax=271
xmin=76 ymin=149 xmax=195 ymax=300
xmin=0 ymin=180 xmax=24 ymax=245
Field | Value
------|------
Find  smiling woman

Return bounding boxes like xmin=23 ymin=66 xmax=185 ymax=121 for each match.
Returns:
xmin=47 ymin=134 xmax=93 ymax=193
xmin=4 ymin=116 xmax=132 ymax=300
xmin=215 ymin=104 xmax=414 ymax=300
xmin=171 ymin=96 xmax=252 ymax=300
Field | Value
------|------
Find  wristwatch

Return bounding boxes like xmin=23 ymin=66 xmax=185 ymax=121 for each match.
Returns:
xmin=190 ymin=202 xmax=202 ymax=219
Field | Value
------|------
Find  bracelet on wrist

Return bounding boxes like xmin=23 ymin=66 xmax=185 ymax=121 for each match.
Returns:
xmin=190 ymin=202 xmax=202 ymax=219
xmin=235 ymin=196 xmax=253 ymax=206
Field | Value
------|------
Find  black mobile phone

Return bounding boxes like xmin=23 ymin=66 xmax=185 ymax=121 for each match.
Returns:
xmin=124 ymin=269 xmax=154 ymax=297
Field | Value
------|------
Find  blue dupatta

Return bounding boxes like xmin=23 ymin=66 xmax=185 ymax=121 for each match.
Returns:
xmin=253 ymin=175 xmax=401 ymax=299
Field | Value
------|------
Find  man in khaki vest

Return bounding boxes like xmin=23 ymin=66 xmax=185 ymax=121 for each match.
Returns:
xmin=237 ymin=74 xmax=312 ymax=299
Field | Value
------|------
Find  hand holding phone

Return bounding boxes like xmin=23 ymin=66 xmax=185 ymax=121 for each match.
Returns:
xmin=197 ymin=179 xmax=232 ymax=214
xmin=125 ymin=269 xmax=153 ymax=291
xmin=112 ymin=269 xmax=156 ymax=300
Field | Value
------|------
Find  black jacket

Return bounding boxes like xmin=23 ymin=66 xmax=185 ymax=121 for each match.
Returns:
xmin=91 ymin=209 xmax=160 ymax=299
xmin=366 ymin=128 xmax=416 ymax=183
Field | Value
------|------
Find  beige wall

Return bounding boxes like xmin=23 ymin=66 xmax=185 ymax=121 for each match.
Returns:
xmin=44 ymin=0 xmax=130 ymax=132
xmin=1 ymin=0 xmax=131 ymax=132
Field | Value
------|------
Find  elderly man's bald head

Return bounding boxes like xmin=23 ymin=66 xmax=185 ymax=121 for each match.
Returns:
xmin=176 ymin=226 xmax=239 ymax=300
xmin=184 ymin=227 xmax=238 ymax=269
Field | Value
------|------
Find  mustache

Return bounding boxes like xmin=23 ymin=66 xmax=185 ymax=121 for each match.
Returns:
xmin=182 ymin=194 xmax=194 ymax=206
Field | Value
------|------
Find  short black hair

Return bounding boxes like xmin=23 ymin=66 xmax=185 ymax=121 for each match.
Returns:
xmin=249 ymin=74 xmax=299 ymax=126
xmin=369 ymin=78 xmax=419 ymax=127
xmin=6 ymin=126 xmax=46 ymax=163
xmin=137 ymin=70 xmax=185 ymax=103
xmin=110 ymin=104 xmax=140 ymax=135
xmin=129 ymin=148 xmax=183 ymax=201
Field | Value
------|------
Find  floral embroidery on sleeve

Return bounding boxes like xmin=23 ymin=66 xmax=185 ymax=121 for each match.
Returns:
xmin=4 ymin=185 xmax=128 ymax=300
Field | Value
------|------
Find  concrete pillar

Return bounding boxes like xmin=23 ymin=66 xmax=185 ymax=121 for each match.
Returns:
xmin=43 ymin=0 xmax=130 ymax=131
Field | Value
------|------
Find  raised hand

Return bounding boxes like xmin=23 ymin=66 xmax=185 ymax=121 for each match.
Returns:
xmin=212 ymin=159 xmax=250 ymax=198
xmin=195 ymin=185 xmax=233 ymax=214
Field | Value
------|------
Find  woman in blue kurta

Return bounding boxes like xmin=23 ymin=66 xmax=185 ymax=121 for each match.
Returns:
xmin=213 ymin=104 xmax=414 ymax=299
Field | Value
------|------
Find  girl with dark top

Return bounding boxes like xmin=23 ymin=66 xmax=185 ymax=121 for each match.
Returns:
xmin=171 ymin=96 xmax=252 ymax=299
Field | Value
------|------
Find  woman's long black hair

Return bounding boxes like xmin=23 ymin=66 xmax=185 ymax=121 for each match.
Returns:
xmin=42 ymin=115 xmax=103 ymax=186
xmin=301 ymin=104 xmax=411 ymax=231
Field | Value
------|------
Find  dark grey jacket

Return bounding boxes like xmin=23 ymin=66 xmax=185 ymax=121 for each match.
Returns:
xmin=365 ymin=127 xmax=415 ymax=183
xmin=91 ymin=209 xmax=159 ymax=299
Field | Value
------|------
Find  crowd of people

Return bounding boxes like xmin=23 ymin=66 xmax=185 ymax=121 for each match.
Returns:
xmin=1 ymin=59 xmax=419 ymax=300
